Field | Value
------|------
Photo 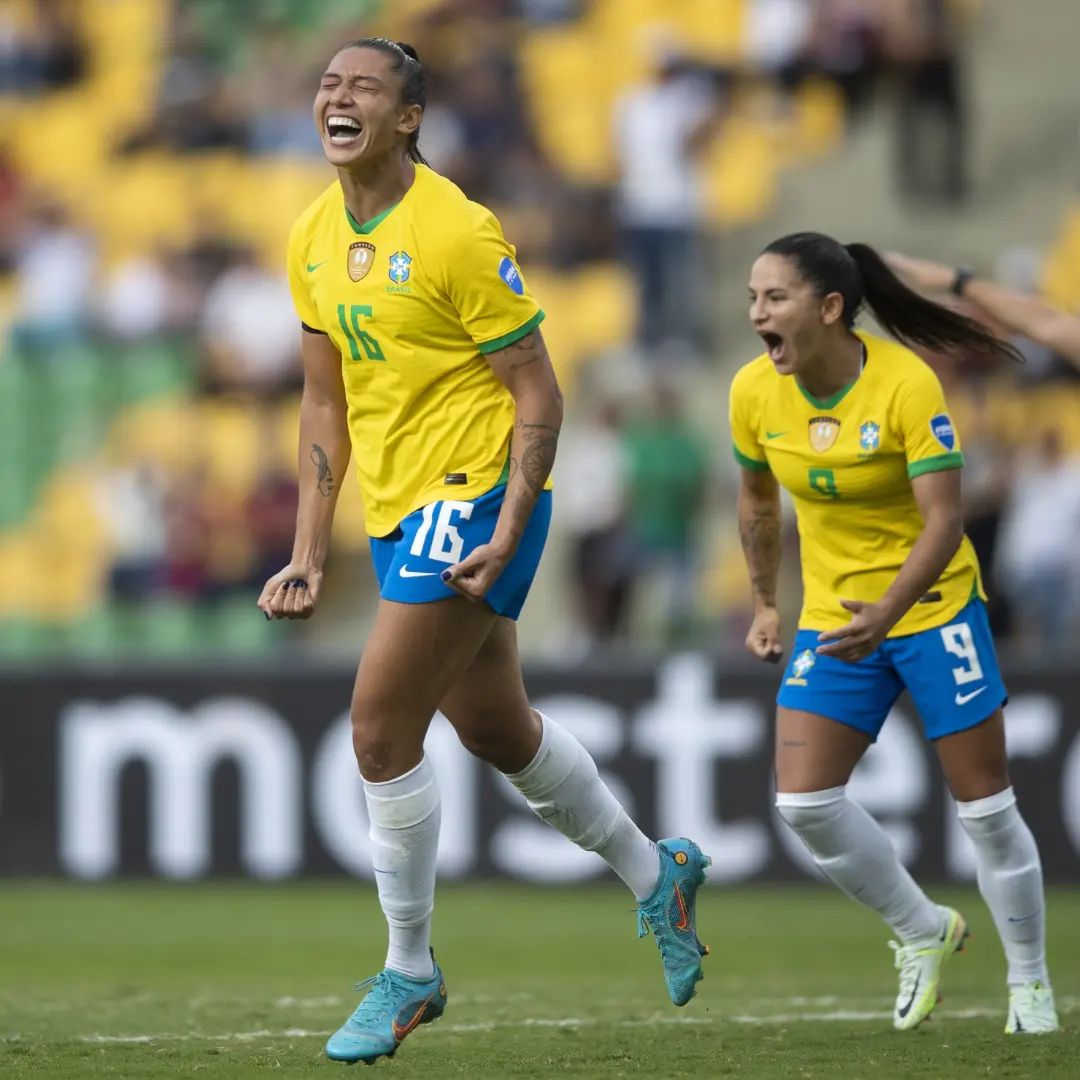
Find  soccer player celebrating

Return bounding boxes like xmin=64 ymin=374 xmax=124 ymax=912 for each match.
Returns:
xmin=730 ymin=233 xmax=1058 ymax=1034
xmin=256 ymin=38 xmax=709 ymax=1065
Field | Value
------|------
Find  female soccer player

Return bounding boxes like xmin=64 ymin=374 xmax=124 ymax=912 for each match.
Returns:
xmin=256 ymin=38 xmax=709 ymax=1065
xmin=730 ymin=232 xmax=1058 ymax=1034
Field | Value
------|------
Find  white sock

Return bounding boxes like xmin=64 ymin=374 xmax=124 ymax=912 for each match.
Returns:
xmin=776 ymin=786 xmax=941 ymax=944
xmin=506 ymin=713 xmax=661 ymax=899
xmin=957 ymin=786 xmax=1049 ymax=987
xmin=364 ymin=757 xmax=440 ymax=981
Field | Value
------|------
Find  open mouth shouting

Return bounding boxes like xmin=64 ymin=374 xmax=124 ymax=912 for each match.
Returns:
xmin=759 ymin=331 xmax=787 ymax=364
xmin=326 ymin=114 xmax=363 ymax=146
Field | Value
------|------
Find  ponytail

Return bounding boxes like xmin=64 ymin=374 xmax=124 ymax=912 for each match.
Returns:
xmin=334 ymin=37 xmax=429 ymax=165
xmin=763 ymin=232 xmax=1022 ymax=363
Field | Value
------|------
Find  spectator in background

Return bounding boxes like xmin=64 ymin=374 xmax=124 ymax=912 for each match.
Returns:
xmin=623 ymin=379 xmax=710 ymax=644
xmin=882 ymin=0 xmax=968 ymax=204
xmin=444 ymin=53 xmax=529 ymax=205
xmin=556 ymin=400 xmax=636 ymax=650
xmin=97 ymin=252 xmax=175 ymax=342
xmin=243 ymin=32 xmax=325 ymax=157
xmin=118 ymin=10 xmax=246 ymax=154
xmin=805 ymin=0 xmax=885 ymax=117
xmin=10 ymin=198 xmax=96 ymax=358
xmin=0 ymin=145 xmax=25 ymax=273
xmin=199 ymin=247 xmax=300 ymax=395
xmin=0 ymin=0 xmax=85 ymax=95
xmin=994 ymin=429 xmax=1080 ymax=654
xmin=613 ymin=35 xmax=725 ymax=362
xmin=888 ymin=250 xmax=1080 ymax=372
xmin=744 ymin=0 xmax=815 ymax=91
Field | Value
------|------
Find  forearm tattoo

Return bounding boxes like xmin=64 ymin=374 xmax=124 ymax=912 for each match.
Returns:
xmin=739 ymin=503 xmax=780 ymax=606
xmin=513 ymin=418 xmax=560 ymax=495
xmin=311 ymin=443 xmax=334 ymax=498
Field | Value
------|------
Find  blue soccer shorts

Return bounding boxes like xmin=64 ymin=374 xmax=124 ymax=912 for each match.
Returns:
xmin=776 ymin=597 xmax=1007 ymax=741
xmin=369 ymin=484 xmax=552 ymax=620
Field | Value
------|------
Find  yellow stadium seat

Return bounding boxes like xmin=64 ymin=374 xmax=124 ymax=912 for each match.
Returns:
xmin=704 ymin=119 xmax=779 ymax=226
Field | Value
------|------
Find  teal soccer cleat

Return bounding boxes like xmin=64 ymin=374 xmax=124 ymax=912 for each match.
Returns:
xmin=636 ymin=838 xmax=711 ymax=1006
xmin=325 ymin=954 xmax=446 ymax=1064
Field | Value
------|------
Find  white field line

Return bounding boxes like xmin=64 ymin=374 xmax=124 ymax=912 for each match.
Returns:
xmin=68 ymin=998 xmax=1078 ymax=1045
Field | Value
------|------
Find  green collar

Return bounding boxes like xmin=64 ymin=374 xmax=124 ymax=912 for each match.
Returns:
xmin=345 ymin=201 xmax=400 ymax=235
xmin=796 ymin=341 xmax=867 ymax=409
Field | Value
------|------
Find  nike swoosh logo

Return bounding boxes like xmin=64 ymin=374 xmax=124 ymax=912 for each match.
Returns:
xmin=1007 ymin=911 xmax=1040 ymax=923
xmin=765 ymin=431 xmax=788 ymax=440
xmin=897 ymin=973 xmax=921 ymax=1019
xmin=391 ymin=995 xmax=433 ymax=1041
xmin=399 ymin=566 xmax=438 ymax=578
xmin=306 ymin=260 xmax=327 ymax=272
xmin=672 ymin=883 xmax=690 ymax=932
xmin=955 ymin=686 xmax=988 ymax=706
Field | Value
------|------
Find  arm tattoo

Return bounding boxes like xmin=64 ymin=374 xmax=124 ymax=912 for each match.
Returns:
xmin=311 ymin=443 xmax=334 ymax=498
xmin=507 ymin=332 xmax=546 ymax=372
xmin=514 ymin=418 xmax=560 ymax=495
xmin=739 ymin=503 xmax=780 ymax=606
xmin=781 ymin=739 xmax=807 ymax=748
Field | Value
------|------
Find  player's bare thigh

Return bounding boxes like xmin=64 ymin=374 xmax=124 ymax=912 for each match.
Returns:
xmin=351 ymin=596 xmax=499 ymax=781
xmin=775 ymin=706 xmax=872 ymax=792
xmin=438 ymin=617 xmax=542 ymax=774
xmin=933 ymin=707 xmax=1010 ymax=803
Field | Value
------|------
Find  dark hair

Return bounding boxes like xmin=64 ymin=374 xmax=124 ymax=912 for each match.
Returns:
xmin=762 ymin=232 xmax=1022 ymax=363
xmin=334 ymin=37 xmax=428 ymax=164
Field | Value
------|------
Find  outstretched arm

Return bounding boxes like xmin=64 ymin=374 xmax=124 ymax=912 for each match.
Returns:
xmin=441 ymin=329 xmax=563 ymax=600
xmin=257 ymin=329 xmax=351 ymax=620
xmin=887 ymin=252 xmax=1080 ymax=366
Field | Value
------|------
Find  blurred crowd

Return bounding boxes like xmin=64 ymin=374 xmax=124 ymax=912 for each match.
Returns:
xmin=1 ymin=0 xmax=1078 ymax=658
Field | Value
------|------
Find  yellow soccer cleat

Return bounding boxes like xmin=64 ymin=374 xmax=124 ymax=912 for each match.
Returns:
xmin=889 ymin=906 xmax=968 ymax=1031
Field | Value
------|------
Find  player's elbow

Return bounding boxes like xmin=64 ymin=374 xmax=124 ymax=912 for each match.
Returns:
xmin=927 ymin=502 xmax=965 ymax=555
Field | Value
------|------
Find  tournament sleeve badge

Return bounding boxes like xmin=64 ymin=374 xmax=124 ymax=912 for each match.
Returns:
xmin=498 ymin=255 xmax=525 ymax=295
xmin=348 ymin=241 xmax=376 ymax=282
xmin=809 ymin=416 xmax=841 ymax=452
xmin=930 ymin=414 xmax=956 ymax=451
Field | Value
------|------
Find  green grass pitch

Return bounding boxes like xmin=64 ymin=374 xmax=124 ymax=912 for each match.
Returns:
xmin=1 ymin=882 xmax=1077 ymax=1078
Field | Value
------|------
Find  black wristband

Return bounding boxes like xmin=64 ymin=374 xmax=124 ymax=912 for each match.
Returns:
xmin=950 ymin=267 xmax=974 ymax=297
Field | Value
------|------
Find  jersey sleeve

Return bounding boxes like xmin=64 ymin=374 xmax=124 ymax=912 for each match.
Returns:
xmin=729 ymin=366 xmax=769 ymax=471
xmin=895 ymin=363 xmax=964 ymax=478
xmin=439 ymin=207 xmax=545 ymax=354
xmin=286 ymin=216 xmax=325 ymax=332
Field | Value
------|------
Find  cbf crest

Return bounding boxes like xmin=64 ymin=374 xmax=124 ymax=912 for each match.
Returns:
xmin=809 ymin=416 xmax=841 ymax=452
xmin=859 ymin=421 xmax=881 ymax=454
xmin=786 ymin=648 xmax=817 ymax=687
xmin=347 ymin=241 xmax=375 ymax=282
xmin=388 ymin=250 xmax=413 ymax=285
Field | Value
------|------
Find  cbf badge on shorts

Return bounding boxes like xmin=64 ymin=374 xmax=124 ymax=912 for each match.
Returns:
xmin=809 ymin=416 xmax=841 ymax=452
xmin=786 ymin=649 xmax=816 ymax=686
xmin=348 ymin=241 xmax=375 ymax=282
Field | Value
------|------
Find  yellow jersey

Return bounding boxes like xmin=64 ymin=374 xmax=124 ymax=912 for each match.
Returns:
xmin=729 ymin=330 xmax=985 ymax=636
xmin=287 ymin=164 xmax=545 ymax=537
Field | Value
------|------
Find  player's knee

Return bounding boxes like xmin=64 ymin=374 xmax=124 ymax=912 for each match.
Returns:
xmin=454 ymin=704 xmax=540 ymax=771
xmin=774 ymin=787 xmax=847 ymax=835
xmin=456 ymin=720 xmax=527 ymax=771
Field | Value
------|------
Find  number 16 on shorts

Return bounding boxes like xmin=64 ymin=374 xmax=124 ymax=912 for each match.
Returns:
xmin=410 ymin=500 xmax=474 ymax=564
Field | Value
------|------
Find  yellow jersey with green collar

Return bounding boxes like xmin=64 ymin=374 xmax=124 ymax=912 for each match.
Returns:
xmin=287 ymin=164 xmax=545 ymax=537
xmin=729 ymin=330 xmax=985 ymax=636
